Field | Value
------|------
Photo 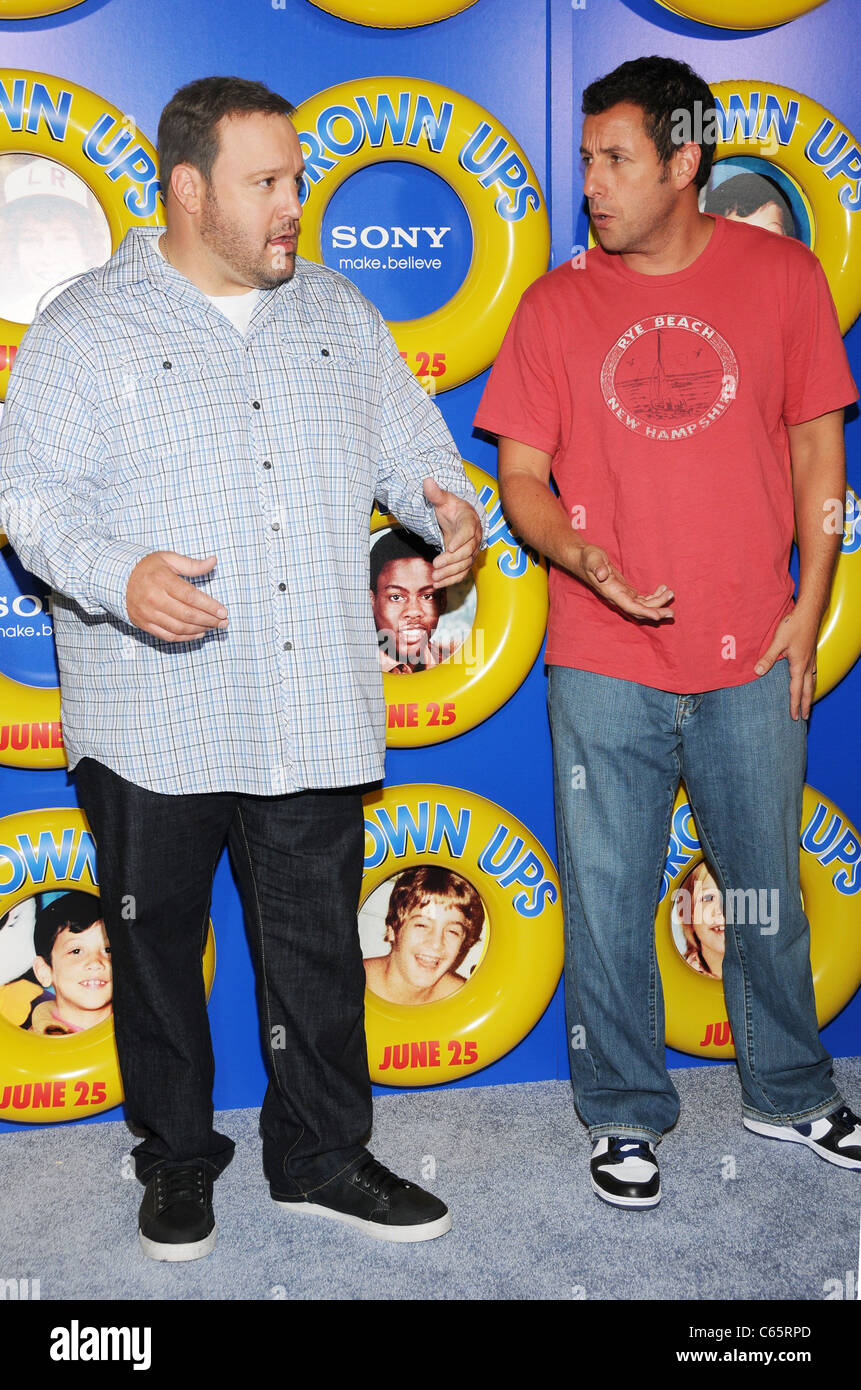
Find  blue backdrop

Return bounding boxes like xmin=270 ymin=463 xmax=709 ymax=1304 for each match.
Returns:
xmin=0 ymin=0 xmax=858 ymax=1133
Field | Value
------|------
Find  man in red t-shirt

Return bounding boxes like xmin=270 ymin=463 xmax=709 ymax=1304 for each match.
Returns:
xmin=475 ymin=55 xmax=861 ymax=1209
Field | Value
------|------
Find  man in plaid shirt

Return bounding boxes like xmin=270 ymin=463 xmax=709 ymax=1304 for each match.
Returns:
xmin=0 ymin=76 xmax=484 ymax=1261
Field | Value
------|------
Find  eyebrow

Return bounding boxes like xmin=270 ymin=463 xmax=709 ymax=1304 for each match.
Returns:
xmin=579 ymin=143 xmax=631 ymax=157
xmin=246 ymin=164 xmax=307 ymax=179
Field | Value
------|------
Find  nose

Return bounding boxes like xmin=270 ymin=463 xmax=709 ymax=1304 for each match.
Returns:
xmin=427 ymin=923 xmax=446 ymax=952
xmin=277 ymin=178 xmax=303 ymax=224
xmin=582 ymin=160 xmax=604 ymax=201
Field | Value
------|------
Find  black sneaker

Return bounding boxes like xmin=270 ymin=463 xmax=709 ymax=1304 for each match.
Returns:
xmin=590 ymin=1136 xmax=661 ymax=1208
xmin=744 ymin=1104 xmax=861 ymax=1170
xmin=138 ymin=1164 xmax=217 ymax=1261
xmin=273 ymin=1152 xmax=452 ymax=1242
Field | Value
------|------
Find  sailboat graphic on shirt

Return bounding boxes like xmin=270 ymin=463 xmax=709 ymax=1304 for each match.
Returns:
xmin=601 ymin=313 xmax=739 ymax=440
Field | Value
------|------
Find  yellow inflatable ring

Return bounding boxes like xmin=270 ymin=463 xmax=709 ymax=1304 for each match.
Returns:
xmin=0 ymin=533 xmax=64 ymax=768
xmin=814 ymin=486 xmax=861 ymax=699
xmin=0 ymin=70 xmax=162 ymax=400
xmin=657 ymin=0 xmax=828 ymax=29
xmin=293 ymin=76 xmax=550 ymax=391
xmin=710 ymin=80 xmax=861 ymax=334
xmin=0 ymin=0 xmax=84 ymax=15
xmin=373 ymin=460 xmax=548 ymax=746
xmin=361 ymin=783 xmax=563 ymax=1085
xmin=656 ymin=784 xmax=861 ymax=1058
xmin=307 ymin=0 xmax=477 ymax=25
xmin=585 ymin=81 xmax=861 ymax=334
xmin=0 ymin=807 xmax=215 ymax=1123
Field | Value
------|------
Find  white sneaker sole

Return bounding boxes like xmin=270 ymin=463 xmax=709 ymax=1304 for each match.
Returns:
xmin=743 ymin=1117 xmax=861 ymax=1170
xmin=590 ymin=1176 xmax=660 ymax=1209
xmin=139 ymin=1224 xmax=217 ymax=1261
xmin=275 ymin=1198 xmax=452 ymax=1242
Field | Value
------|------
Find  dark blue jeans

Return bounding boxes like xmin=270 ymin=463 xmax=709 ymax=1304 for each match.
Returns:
xmin=548 ymin=662 xmax=842 ymax=1143
xmin=74 ymin=758 xmax=372 ymax=1194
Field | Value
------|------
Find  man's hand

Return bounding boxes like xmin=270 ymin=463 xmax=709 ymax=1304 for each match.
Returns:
xmin=423 ymin=476 xmax=483 ymax=587
xmin=576 ymin=543 xmax=674 ymax=622
xmin=126 ymin=552 xmax=228 ymax=642
xmin=754 ymin=604 xmax=821 ymax=720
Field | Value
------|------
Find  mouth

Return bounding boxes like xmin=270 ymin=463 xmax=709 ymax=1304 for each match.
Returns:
xmin=268 ymin=233 xmax=297 ymax=253
xmin=78 ymin=978 xmax=109 ymax=989
xmin=400 ymin=626 xmax=429 ymax=641
xmin=590 ymin=211 xmax=614 ymax=228
xmin=414 ymin=953 xmax=442 ymax=971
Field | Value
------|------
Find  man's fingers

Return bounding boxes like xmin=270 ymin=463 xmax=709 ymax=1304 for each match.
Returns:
xmin=142 ymin=620 xmax=209 ymax=643
xmin=754 ymin=643 xmax=780 ymax=677
xmin=161 ymin=551 xmax=219 ymax=578
xmin=800 ymin=668 xmax=816 ymax=721
xmin=432 ymin=546 xmax=477 ymax=581
xmin=788 ymin=663 xmax=805 ymax=721
xmin=584 ymin=556 xmax=674 ymax=620
xmin=155 ymin=590 xmax=228 ymax=630
xmin=433 ymin=560 xmax=473 ymax=588
xmin=161 ymin=573 xmax=227 ymax=620
xmin=423 ymin=476 xmax=446 ymax=507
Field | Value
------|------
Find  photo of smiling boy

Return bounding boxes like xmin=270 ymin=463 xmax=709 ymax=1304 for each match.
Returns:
xmin=363 ymin=866 xmax=484 ymax=1006
xmin=370 ymin=529 xmax=447 ymax=673
xmin=25 ymin=891 xmax=113 ymax=1036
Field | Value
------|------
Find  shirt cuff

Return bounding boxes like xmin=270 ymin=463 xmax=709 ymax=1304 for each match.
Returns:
xmin=83 ymin=541 xmax=152 ymax=624
xmin=408 ymin=467 xmax=489 ymax=551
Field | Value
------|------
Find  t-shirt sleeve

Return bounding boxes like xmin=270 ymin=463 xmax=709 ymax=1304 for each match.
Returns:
xmin=783 ymin=254 xmax=858 ymax=425
xmin=473 ymin=291 xmax=561 ymax=455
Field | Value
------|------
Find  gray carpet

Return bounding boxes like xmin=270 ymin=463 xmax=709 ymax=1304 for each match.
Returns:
xmin=2 ymin=1060 xmax=859 ymax=1301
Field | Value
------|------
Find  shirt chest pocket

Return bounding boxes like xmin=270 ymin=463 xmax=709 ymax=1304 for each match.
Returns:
xmin=278 ymin=330 xmax=375 ymax=446
xmin=110 ymin=349 xmax=226 ymax=463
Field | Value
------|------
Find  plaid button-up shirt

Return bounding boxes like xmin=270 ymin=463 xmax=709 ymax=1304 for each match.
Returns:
xmin=0 ymin=228 xmax=484 ymax=794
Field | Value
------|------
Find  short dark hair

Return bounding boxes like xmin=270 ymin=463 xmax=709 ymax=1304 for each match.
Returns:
xmin=704 ymin=171 xmax=794 ymax=234
xmin=369 ymin=528 xmax=438 ymax=594
xmin=582 ymin=56 xmax=717 ymax=192
xmin=157 ymin=76 xmax=296 ymax=195
xmin=34 ymin=891 xmax=104 ymax=964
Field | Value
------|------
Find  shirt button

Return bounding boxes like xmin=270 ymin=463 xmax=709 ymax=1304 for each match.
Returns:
xmin=321 ymin=348 xmax=330 ymax=357
xmin=263 ymin=460 xmax=272 ymax=470
xmin=278 ymin=582 xmax=286 ymax=591
xmin=162 ymin=360 xmax=172 ymax=370
xmin=283 ymin=641 xmax=293 ymax=651
xmin=271 ymin=522 xmax=280 ymax=532
xmin=252 ymin=400 xmax=261 ymax=410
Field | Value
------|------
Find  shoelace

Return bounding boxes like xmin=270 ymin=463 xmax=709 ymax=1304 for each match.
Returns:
xmin=155 ymin=1166 xmax=208 ymax=1210
xmin=608 ymin=1138 xmax=652 ymax=1161
xmin=351 ymin=1154 xmax=407 ymax=1198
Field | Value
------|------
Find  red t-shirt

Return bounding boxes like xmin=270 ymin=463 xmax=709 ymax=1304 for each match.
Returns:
xmin=474 ymin=214 xmax=857 ymax=693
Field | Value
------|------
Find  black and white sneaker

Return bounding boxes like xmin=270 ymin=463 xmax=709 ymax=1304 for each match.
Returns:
xmin=273 ymin=1151 xmax=451 ymax=1242
xmin=138 ymin=1164 xmax=217 ymax=1261
xmin=744 ymin=1104 xmax=861 ymax=1170
xmin=590 ymin=1136 xmax=661 ymax=1208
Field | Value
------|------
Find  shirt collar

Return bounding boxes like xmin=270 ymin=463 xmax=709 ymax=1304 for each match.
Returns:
xmin=111 ymin=226 xmax=301 ymax=319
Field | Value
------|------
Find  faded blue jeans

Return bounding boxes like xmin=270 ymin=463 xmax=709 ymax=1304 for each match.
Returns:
xmin=548 ymin=661 xmax=842 ymax=1144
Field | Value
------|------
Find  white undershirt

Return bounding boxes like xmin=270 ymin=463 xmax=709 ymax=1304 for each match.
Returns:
xmin=157 ymin=235 xmax=261 ymax=334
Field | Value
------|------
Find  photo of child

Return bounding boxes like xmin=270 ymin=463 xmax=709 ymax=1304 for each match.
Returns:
xmin=671 ymin=861 xmax=726 ymax=981
xmin=0 ymin=155 xmax=112 ymax=324
xmin=702 ymin=169 xmax=796 ymax=239
xmin=362 ymin=865 xmax=486 ymax=1005
xmin=370 ymin=526 xmax=476 ymax=673
xmin=22 ymin=891 xmax=112 ymax=1035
